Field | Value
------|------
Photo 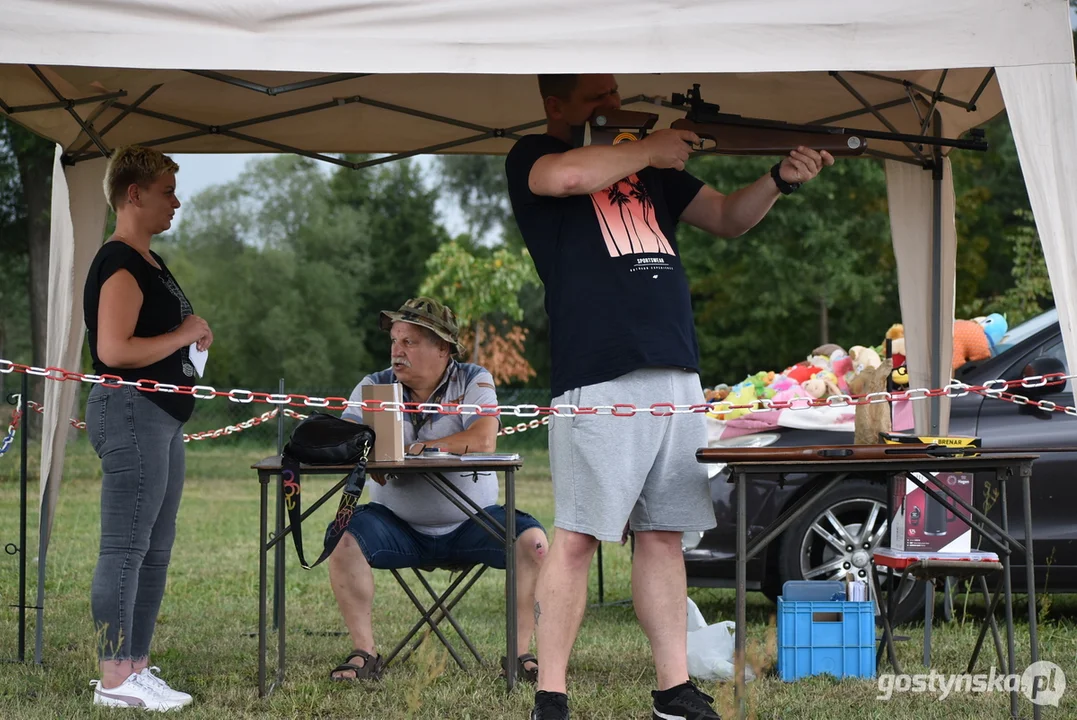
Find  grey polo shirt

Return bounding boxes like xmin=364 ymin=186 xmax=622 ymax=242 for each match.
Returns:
xmin=341 ymin=360 xmax=499 ymax=535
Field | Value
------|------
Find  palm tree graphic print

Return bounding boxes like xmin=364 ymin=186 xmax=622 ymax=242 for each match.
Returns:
xmin=591 ymin=174 xmax=675 ymax=257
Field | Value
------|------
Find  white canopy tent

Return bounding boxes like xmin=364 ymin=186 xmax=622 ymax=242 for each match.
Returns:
xmin=1 ymin=0 xmax=1075 ymax=663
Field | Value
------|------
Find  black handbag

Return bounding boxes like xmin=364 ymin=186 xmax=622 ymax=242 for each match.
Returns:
xmin=280 ymin=412 xmax=375 ymax=569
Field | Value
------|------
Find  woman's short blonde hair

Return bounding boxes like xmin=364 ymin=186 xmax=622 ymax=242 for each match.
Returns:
xmin=103 ymin=146 xmax=179 ymax=212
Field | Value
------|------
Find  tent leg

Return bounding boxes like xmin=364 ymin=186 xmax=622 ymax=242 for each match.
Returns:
xmin=34 ymin=507 xmax=46 ymax=665
xmin=929 ymin=116 xmax=943 ymax=436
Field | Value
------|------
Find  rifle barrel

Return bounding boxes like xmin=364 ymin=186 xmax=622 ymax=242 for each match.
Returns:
xmin=684 ymin=112 xmax=986 ymax=151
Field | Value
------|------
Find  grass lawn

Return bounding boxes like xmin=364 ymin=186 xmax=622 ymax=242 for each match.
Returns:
xmin=0 ymin=437 xmax=1075 ymax=719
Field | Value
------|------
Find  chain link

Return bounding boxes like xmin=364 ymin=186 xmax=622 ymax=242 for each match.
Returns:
xmin=1 ymin=358 xmax=1075 ymax=418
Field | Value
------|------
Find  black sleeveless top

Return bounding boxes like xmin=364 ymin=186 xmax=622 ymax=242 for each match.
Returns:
xmin=84 ymin=240 xmax=197 ymax=422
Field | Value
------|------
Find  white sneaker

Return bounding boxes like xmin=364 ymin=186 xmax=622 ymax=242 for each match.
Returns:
xmin=140 ymin=667 xmax=193 ymax=705
xmin=90 ymin=672 xmax=190 ymax=711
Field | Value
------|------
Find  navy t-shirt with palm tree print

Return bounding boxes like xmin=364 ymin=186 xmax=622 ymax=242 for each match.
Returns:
xmin=505 ymin=133 xmax=705 ymax=398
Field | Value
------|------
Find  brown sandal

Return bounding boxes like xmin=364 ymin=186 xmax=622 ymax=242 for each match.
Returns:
xmin=330 ymin=649 xmax=385 ymax=682
xmin=500 ymin=653 xmax=539 ymax=683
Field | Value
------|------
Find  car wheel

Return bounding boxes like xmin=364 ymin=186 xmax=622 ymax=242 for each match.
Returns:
xmin=776 ymin=479 xmax=927 ymax=626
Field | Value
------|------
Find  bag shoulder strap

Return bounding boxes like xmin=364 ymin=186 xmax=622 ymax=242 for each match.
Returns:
xmin=280 ymin=444 xmax=370 ymax=570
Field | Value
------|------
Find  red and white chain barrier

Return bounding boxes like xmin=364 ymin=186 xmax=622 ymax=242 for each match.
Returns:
xmin=0 ymin=396 xmax=22 ymax=458
xmin=18 ymin=400 xmax=279 ymax=444
xmin=1 ymin=397 xmax=550 ymax=453
xmin=279 ymin=407 xmax=550 ymax=437
xmin=3 ymin=357 xmax=1076 ymax=418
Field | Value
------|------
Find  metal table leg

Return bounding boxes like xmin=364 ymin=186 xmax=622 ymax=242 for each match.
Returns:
xmin=505 ymin=469 xmax=517 ymax=691
xmin=734 ymin=470 xmax=746 ymax=720
xmin=258 ymin=470 xmax=269 ymax=697
xmin=1021 ymin=462 xmax=1041 ymax=720
xmin=998 ymin=469 xmax=1018 ymax=718
xmin=275 ymin=469 xmax=286 ymax=692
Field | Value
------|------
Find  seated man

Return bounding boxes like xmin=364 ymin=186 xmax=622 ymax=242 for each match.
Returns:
xmin=328 ymin=296 xmax=547 ymax=683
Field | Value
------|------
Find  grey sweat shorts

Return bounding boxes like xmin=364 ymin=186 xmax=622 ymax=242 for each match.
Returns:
xmin=548 ymin=367 xmax=717 ymax=542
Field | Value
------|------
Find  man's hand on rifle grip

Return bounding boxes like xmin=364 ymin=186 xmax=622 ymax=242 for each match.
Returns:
xmin=778 ymin=146 xmax=835 ymax=185
xmin=641 ymin=128 xmax=700 ymax=171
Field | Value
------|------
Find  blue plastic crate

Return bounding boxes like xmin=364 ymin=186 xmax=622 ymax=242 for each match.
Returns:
xmin=776 ymin=597 xmax=875 ymax=681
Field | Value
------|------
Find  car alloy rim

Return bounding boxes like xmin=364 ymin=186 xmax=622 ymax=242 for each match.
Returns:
xmin=800 ymin=498 xmax=887 ymax=581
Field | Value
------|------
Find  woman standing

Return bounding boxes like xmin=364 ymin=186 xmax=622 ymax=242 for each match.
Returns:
xmin=83 ymin=146 xmax=212 ymax=711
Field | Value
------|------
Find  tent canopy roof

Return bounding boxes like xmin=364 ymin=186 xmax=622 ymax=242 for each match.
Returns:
xmin=2 ymin=1 xmax=1073 ymax=167
xmin=0 ymin=67 xmax=1005 ymax=167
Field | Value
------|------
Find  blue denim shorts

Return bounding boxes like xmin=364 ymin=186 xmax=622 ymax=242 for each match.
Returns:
xmin=347 ymin=502 xmax=545 ymax=570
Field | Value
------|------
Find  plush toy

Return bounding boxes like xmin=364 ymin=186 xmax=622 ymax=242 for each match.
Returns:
xmin=769 ymin=374 xmax=797 ymax=392
xmin=704 ymin=384 xmax=730 ymax=402
xmin=785 ymin=362 xmax=822 ymax=385
xmin=975 ymin=313 xmax=1008 ymax=353
xmin=812 ymin=343 xmax=844 ymax=358
xmin=849 ymin=357 xmax=894 ymax=444
xmin=748 ymin=371 xmax=777 ymax=400
xmin=952 ymin=318 xmax=995 ymax=370
xmin=885 ymin=323 xmax=906 ymax=367
xmin=849 ymin=345 xmax=882 ymax=374
xmin=710 ymin=383 xmax=757 ymax=421
xmin=804 ymin=375 xmax=841 ymax=400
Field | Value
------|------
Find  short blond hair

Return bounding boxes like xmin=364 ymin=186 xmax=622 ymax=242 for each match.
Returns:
xmin=103 ymin=146 xmax=179 ymax=212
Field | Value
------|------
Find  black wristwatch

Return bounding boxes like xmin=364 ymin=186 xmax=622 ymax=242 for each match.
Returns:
xmin=770 ymin=162 xmax=800 ymax=195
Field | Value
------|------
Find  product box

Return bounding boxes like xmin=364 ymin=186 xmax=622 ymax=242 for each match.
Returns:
xmin=890 ymin=471 xmax=974 ymax=552
xmin=361 ymin=383 xmax=404 ymax=462
xmin=882 ymin=432 xmax=979 ymax=552
xmin=880 ymin=431 xmax=983 ymax=453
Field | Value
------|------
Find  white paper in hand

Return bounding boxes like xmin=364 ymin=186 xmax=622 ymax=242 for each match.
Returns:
xmin=188 ymin=343 xmax=208 ymax=377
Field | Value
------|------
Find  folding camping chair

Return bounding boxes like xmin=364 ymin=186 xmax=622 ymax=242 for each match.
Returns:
xmin=381 ymin=562 xmax=491 ymax=670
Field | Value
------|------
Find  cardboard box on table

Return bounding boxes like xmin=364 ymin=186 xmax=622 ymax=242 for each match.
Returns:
xmin=362 ymin=383 xmax=405 ymax=462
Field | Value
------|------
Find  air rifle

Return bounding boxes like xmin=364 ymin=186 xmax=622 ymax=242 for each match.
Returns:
xmin=696 ymin=443 xmax=1065 ymax=464
xmin=575 ymin=84 xmax=988 ymax=156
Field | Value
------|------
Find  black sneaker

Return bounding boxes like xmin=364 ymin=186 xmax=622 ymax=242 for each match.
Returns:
xmin=531 ymin=690 xmax=569 ymax=720
xmin=651 ymin=681 xmax=721 ymax=720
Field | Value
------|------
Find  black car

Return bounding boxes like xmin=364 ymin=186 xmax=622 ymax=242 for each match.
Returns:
xmin=683 ymin=309 xmax=1077 ymax=623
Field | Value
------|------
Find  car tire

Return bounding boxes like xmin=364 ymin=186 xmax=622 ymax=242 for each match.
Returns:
xmin=774 ymin=478 xmax=927 ymax=626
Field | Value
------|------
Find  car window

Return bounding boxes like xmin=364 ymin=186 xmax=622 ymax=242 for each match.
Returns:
xmin=996 ymin=308 xmax=1057 ymax=352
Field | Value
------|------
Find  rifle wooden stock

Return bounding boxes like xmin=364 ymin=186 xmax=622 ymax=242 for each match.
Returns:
xmin=696 ymin=444 xmax=1064 ymax=464
xmin=671 ymin=118 xmax=867 ymax=157
xmin=591 ymin=109 xmax=658 ymax=131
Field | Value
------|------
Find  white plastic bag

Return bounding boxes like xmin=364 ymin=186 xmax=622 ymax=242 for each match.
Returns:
xmin=685 ymin=597 xmax=756 ymax=682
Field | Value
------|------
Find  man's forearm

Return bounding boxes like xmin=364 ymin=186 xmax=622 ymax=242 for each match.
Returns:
xmin=716 ymin=171 xmax=783 ymax=238
xmin=424 ymin=425 xmax=497 ymax=454
xmin=533 ymin=142 xmax=651 ymax=197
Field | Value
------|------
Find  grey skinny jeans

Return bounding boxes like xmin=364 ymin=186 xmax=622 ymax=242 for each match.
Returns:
xmin=85 ymin=384 xmax=186 ymax=661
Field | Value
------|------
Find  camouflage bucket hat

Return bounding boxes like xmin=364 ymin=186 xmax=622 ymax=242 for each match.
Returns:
xmin=379 ymin=297 xmax=467 ymax=358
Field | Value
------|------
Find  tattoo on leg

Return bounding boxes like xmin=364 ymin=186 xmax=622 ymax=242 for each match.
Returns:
xmin=534 ymin=601 xmax=541 ymax=626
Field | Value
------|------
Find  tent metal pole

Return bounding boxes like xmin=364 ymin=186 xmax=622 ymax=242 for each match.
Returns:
xmin=6 ymin=90 xmax=127 ymax=115
xmin=70 ymin=85 xmax=163 ymax=157
xmin=829 ymin=72 xmax=927 ymax=162
xmin=34 ymin=502 xmax=46 ymax=665
xmin=28 ymin=65 xmax=111 ymax=157
xmin=930 ymin=112 xmax=944 ymax=436
xmin=807 ymin=97 xmax=914 ymax=126
xmin=850 ymin=70 xmax=974 ymax=111
xmin=185 ymin=70 xmax=368 ymax=96
xmin=918 ymin=71 xmax=950 ymax=138
xmin=967 ymin=69 xmax=996 ymax=111
xmin=17 ymin=373 xmax=29 ymax=662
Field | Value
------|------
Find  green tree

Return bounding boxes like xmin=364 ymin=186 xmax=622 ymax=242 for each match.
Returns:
xmin=960 ymin=208 xmax=1052 ymax=326
xmin=418 ymin=239 xmax=540 ymax=383
xmin=680 ymin=153 xmax=895 ymax=385
xmin=330 ymin=156 xmax=450 ymax=366
xmin=0 ymin=124 xmax=32 ymax=401
xmin=949 ymin=113 xmax=1034 ymax=314
xmin=168 ymin=155 xmax=373 ymax=391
